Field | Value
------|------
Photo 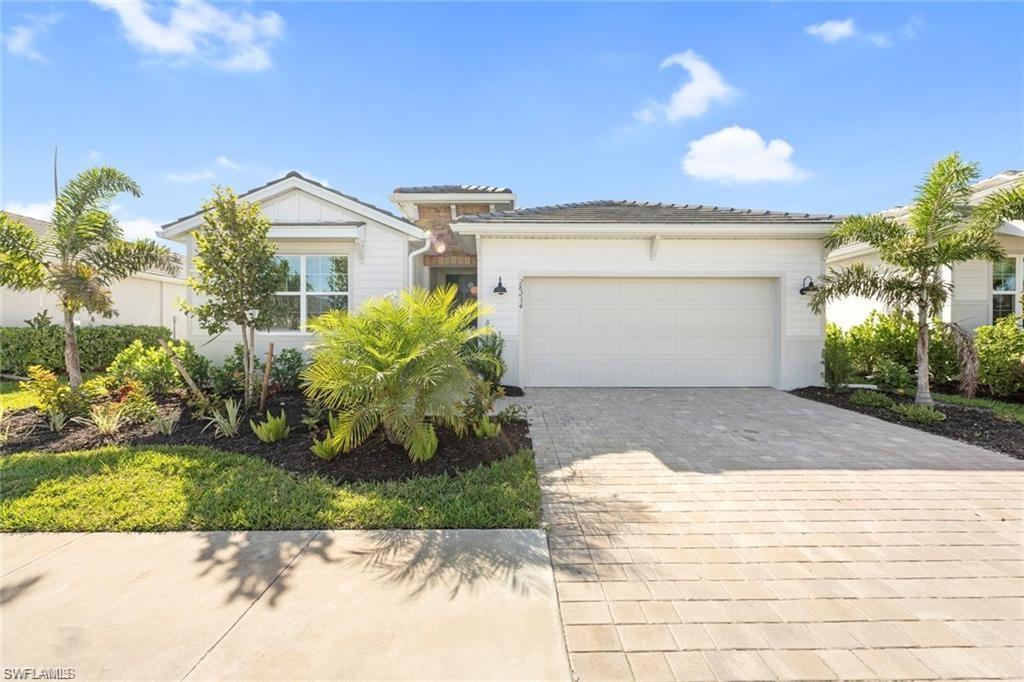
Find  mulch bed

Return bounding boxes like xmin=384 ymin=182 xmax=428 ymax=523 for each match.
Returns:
xmin=2 ymin=392 xmax=532 ymax=483
xmin=792 ymin=386 xmax=1024 ymax=461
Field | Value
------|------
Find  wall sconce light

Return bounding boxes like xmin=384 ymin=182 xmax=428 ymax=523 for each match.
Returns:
xmin=493 ymin=277 xmax=508 ymax=295
xmin=799 ymin=276 xmax=818 ymax=295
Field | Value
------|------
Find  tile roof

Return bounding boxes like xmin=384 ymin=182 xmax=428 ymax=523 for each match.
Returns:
xmin=456 ymin=200 xmax=839 ymax=224
xmin=392 ymin=184 xmax=513 ymax=194
xmin=163 ymin=171 xmax=417 ymax=228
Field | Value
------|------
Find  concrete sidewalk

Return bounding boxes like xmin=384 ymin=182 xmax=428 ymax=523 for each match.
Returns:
xmin=1 ymin=530 xmax=571 ymax=681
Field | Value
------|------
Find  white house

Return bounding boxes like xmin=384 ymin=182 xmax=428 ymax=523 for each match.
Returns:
xmin=161 ymin=171 xmax=838 ymax=389
xmin=0 ymin=212 xmax=187 ymax=334
xmin=827 ymin=170 xmax=1024 ymax=331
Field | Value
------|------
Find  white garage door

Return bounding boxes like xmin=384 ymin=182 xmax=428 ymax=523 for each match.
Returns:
xmin=522 ymin=277 xmax=773 ymax=387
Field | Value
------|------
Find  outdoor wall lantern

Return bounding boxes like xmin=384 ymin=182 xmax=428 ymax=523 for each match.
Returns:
xmin=493 ymin=277 xmax=508 ymax=295
xmin=799 ymin=276 xmax=818 ymax=295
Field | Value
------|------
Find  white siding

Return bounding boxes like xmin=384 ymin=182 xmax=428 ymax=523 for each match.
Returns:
xmin=826 ymin=235 xmax=1024 ymax=331
xmin=477 ymin=237 xmax=825 ymax=390
xmin=1 ymin=276 xmax=186 ymax=332
xmin=180 ymin=189 xmax=410 ymax=363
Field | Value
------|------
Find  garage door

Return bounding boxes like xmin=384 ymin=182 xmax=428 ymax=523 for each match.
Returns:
xmin=522 ymin=278 xmax=773 ymax=387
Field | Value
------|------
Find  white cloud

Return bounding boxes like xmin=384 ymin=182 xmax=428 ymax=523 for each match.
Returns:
xmin=92 ymin=0 xmax=284 ymax=72
xmin=214 ymin=155 xmax=241 ymax=170
xmin=165 ymin=168 xmax=216 ymax=183
xmin=3 ymin=13 xmax=60 ymax=62
xmin=867 ymin=33 xmax=892 ymax=48
xmin=3 ymin=200 xmax=54 ymax=221
xmin=682 ymin=126 xmax=807 ymax=183
xmin=634 ymin=51 xmax=735 ymax=124
xmin=119 ymin=217 xmax=162 ymax=241
xmin=902 ymin=15 xmax=923 ymax=40
xmin=805 ymin=18 xmax=856 ymax=43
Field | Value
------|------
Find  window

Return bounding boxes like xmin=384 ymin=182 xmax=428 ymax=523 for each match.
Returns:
xmin=992 ymin=255 xmax=1022 ymax=322
xmin=269 ymin=255 xmax=348 ymax=332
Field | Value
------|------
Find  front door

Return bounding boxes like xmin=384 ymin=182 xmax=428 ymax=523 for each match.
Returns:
xmin=445 ymin=273 xmax=478 ymax=306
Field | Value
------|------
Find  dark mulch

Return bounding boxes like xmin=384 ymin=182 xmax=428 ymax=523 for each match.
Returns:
xmin=501 ymin=385 xmax=525 ymax=397
xmin=2 ymin=392 xmax=532 ymax=483
xmin=792 ymin=386 xmax=1024 ymax=461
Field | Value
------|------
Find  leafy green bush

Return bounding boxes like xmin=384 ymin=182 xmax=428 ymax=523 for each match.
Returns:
xmin=891 ymin=403 xmax=946 ymax=424
xmin=0 ymin=325 xmax=170 ymax=375
xmin=874 ymin=358 xmax=914 ymax=393
xmin=110 ymin=379 xmax=159 ymax=424
xmin=975 ymin=315 xmax=1024 ymax=396
xmin=78 ymin=403 xmax=125 ymax=436
xmin=271 ymin=348 xmax=305 ymax=392
xmin=303 ymin=286 xmax=494 ymax=462
xmin=250 ymin=410 xmax=291 ymax=443
xmin=849 ymin=389 xmax=894 ymax=408
xmin=107 ymin=341 xmax=178 ymax=394
xmin=20 ymin=366 xmax=105 ymax=417
xmin=844 ymin=312 xmax=957 ymax=383
xmin=822 ymin=323 xmax=852 ymax=391
xmin=310 ymin=413 xmax=344 ymax=460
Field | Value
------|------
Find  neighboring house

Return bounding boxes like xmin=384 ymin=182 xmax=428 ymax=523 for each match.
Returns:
xmin=0 ymin=212 xmax=187 ymax=335
xmin=162 ymin=171 xmax=837 ymax=389
xmin=827 ymin=170 xmax=1024 ymax=331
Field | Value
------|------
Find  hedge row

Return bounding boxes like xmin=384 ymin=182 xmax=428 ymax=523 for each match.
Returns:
xmin=0 ymin=325 xmax=171 ymax=375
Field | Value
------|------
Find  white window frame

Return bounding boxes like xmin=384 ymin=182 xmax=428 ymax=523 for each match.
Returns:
xmin=269 ymin=254 xmax=349 ymax=334
xmin=991 ymin=254 xmax=1023 ymax=323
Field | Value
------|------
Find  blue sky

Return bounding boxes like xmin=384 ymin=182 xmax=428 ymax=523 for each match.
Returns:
xmin=3 ymin=2 xmax=1022 ymax=251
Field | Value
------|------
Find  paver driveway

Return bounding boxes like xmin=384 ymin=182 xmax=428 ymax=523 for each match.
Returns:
xmin=523 ymin=388 xmax=1024 ymax=681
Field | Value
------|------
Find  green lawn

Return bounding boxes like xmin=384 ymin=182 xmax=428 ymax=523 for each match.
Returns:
xmin=0 ymin=381 xmax=36 ymax=412
xmin=935 ymin=393 xmax=1024 ymax=425
xmin=0 ymin=446 xmax=541 ymax=531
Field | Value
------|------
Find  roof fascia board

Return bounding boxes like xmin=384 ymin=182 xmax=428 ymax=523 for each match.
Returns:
xmin=451 ymin=222 xmax=832 ymax=238
xmin=161 ymin=176 xmax=426 ymax=240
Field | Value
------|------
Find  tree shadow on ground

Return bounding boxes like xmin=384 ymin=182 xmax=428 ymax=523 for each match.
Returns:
xmin=193 ymin=530 xmax=335 ymax=607
xmin=337 ymin=529 xmax=552 ymax=600
xmin=0 ymin=573 xmax=43 ymax=606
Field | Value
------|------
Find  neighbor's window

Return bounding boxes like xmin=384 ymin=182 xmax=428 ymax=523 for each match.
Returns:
xmin=270 ymin=255 xmax=348 ymax=332
xmin=992 ymin=256 xmax=1021 ymax=322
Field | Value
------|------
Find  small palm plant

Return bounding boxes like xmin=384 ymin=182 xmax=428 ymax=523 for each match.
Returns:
xmin=0 ymin=167 xmax=177 ymax=388
xmin=810 ymin=153 xmax=1021 ymax=404
xmin=302 ymin=285 xmax=497 ymax=462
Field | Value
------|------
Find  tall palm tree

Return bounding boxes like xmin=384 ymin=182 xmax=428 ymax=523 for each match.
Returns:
xmin=0 ymin=167 xmax=176 ymax=387
xmin=809 ymin=153 xmax=1020 ymax=404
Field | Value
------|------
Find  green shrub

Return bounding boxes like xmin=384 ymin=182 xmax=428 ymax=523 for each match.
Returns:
xmin=891 ymin=403 xmax=946 ymax=424
xmin=822 ymin=323 xmax=852 ymax=391
xmin=849 ymin=389 xmax=894 ymax=408
xmin=844 ymin=312 xmax=957 ymax=383
xmin=271 ymin=348 xmax=306 ymax=392
xmin=250 ymin=410 xmax=291 ymax=443
xmin=473 ymin=415 xmax=502 ymax=438
xmin=111 ymin=379 xmax=159 ymax=424
xmin=311 ymin=413 xmax=344 ymax=460
xmin=107 ymin=341 xmax=179 ymax=394
xmin=874 ymin=357 xmax=914 ymax=393
xmin=20 ymin=366 xmax=103 ymax=417
xmin=0 ymin=325 xmax=170 ymax=375
xmin=975 ymin=316 xmax=1024 ymax=396
xmin=303 ymin=286 xmax=494 ymax=462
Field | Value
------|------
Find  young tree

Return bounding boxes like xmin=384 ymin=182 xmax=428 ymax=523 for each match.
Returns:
xmin=810 ymin=153 xmax=1020 ymax=404
xmin=0 ymin=167 xmax=176 ymax=387
xmin=180 ymin=187 xmax=282 ymax=405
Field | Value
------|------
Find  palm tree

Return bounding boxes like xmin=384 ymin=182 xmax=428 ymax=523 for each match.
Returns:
xmin=0 ymin=167 xmax=176 ymax=387
xmin=809 ymin=153 xmax=1020 ymax=404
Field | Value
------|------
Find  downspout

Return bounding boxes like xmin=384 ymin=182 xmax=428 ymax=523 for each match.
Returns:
xmin=408 ymin=235 xmax=431 ymax=288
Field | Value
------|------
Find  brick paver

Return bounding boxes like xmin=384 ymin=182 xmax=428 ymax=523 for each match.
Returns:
xmin=519 ymin=388 xmax=1024 ymax=681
